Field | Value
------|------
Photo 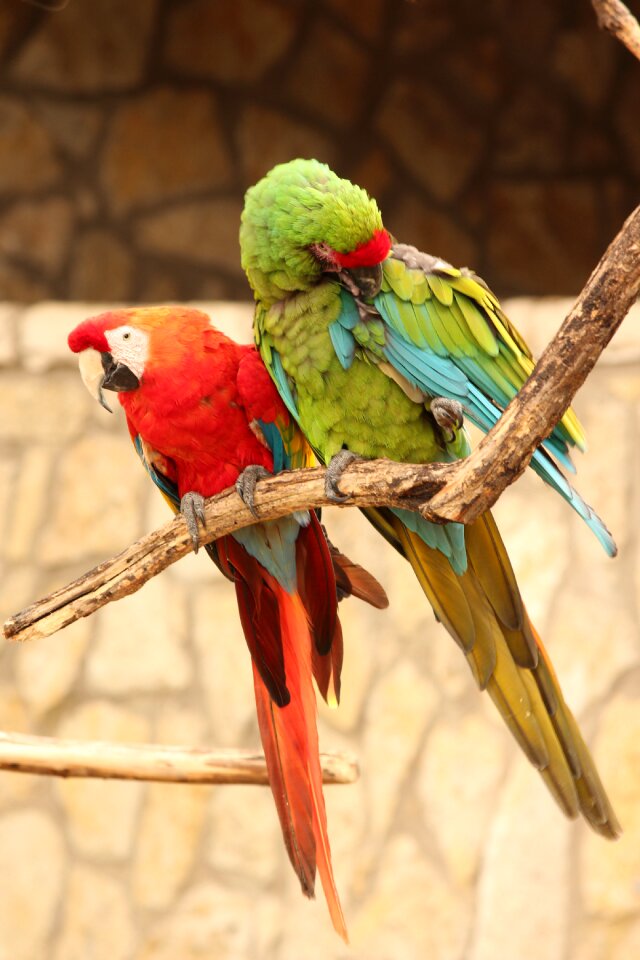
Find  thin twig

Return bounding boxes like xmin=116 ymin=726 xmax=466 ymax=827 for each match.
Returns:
xmin=592 ymin=0 xmax=640 ymax=61
xmin=0 ymin=731 xmax=358 ymax=784
xmin=3 ymin=203 xmax=640 ymax=645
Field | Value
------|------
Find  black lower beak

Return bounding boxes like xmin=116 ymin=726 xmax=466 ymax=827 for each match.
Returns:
xmin=101 ymin=352 xmax=140 ymax=392
xmin=345 ymin=263 xmax=383 ymax=299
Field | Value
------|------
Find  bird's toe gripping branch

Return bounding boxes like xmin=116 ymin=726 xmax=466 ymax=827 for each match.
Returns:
xmin=324 ymin=449 xmax=360 ymax=504
xmin=235 ymin=464 xmax=272 ymax=519
xmin=430 ymin=397 xmax=465 ymax=443
xmin=180 ymin=491 xmax=207 ymax=553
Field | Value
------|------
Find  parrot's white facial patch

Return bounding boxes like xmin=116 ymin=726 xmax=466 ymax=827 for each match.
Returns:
xmin=105 ymin=325 xmax=149 ymax=380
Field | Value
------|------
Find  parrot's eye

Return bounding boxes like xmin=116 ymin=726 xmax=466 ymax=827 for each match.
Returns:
xmin=122 ymin=331 xmax=131 ymax=340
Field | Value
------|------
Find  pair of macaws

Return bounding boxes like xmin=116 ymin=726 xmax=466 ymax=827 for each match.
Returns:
xmin=68 ymin=158 xmax=619 ymax=940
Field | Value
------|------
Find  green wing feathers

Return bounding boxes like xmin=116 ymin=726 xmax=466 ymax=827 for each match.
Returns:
xmin=380 ymin=254 xmax=586 ymax=452
xmin=365 ymin=507 xmax=620 ymax=839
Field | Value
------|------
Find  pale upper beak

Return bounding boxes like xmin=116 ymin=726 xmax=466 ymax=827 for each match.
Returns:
xmin=78 ymin=348 xmax=113 ymax=412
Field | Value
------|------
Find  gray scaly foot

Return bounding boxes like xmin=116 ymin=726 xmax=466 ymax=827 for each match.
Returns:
xmin=236 ymin=464 xmax=271 ymax=519
xmin=325 ymin=449 xmax=359 ymax=504
xmin=431 ymin=397 xmax=465 ymax=443
xmin=180 ymin=491 xmax=207 ymax=553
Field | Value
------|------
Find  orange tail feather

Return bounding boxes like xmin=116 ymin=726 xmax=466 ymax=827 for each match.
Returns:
xmin=255 ymin=584 xmax=348 ymax=941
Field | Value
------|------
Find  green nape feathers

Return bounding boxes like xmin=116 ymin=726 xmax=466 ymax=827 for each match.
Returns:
xmin=240 ymin=158 xmax=383 ymax=303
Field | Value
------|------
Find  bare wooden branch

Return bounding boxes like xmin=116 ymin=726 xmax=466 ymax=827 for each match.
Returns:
xmin=0 ymin=731 xmax=358 ymax=785
xmin=592 ymin=0 xmax=640 ymax=60
xmin=3 ymin=203 xmax=640 ymax=646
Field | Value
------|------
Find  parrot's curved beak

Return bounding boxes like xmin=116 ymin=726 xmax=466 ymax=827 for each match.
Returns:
xmin=77 ymin=348 xmax=113 ymax=413
xmin=100 ymin=352 xmax=140 ymax=393
xmin=345 ymin=263 xmax=383 ymax=299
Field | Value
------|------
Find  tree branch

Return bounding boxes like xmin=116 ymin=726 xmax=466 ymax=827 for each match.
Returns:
xmin=0 ymin=731 xmax=358 ymax=784
xmin=592 ymin=0 xmax=640 ymax=61
xmin=3 ymin=204 xmax=640 ymax=646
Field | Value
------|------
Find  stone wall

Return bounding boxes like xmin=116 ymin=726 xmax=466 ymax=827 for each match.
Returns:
xmin=0 ymin=0 xmax=639 ymax=302
xmin=0 ymin=300 xmax=639 ymax=959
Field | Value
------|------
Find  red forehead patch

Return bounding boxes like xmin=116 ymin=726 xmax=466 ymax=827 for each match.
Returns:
xmin=68 ymin=318 xmax=110 ymax=353
xmin=332 ymin=229 xmax=391 ymax=269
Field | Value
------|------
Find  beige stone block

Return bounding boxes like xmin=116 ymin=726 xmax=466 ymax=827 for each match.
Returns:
xmin=207 ymin=784 xmax=282 ymax=885
xmin=55 ymin=700 xmax=149 ymax=859
xmin=362 ymin=660 xmax=438 ymax=847
xmin=192 ymin=586 xmax=256 ymax=745
xmin=134 ymin=881 xmax=266 ymax=960
xmin=10 ymin=0 xmax=155 ymax=92
xmin=491 ymin=471 xmax=569 ymax=630
xmin=0 ymin=371 xmax=88 ymax=443
xmin=39 ymin=434 xmax=144 ymax=563
xmin=574 ymin=918 xmax=640 ymax=960
xmin=133 ymin=782 xmax=209 ymax=910
xmin=0 ymin=305 xmax=17 ymax=366
xmin=5 ymin=446 xmax=52 ymax=562
xmin=320 ymin=768 xmax=368 ymax=896
xmin=0 ymin=197 xmax=74 ymax=273
xmin=15 ymin=616 xmax=90 ymax=716
xmin=53 ymin=865 xmax=136 ymax=960
xmin=568 ymin=386 xmax=630 ymax=542
xmin=186 ymin=301 xmax=253 ymax=344
xmin=0 ymin=453 xmax=17 ymax=549
xmin=582 ymin=692 xmax=640 ymax=917
xmin=348 ymin=834 xmax=472 ymax=960
xmin=420 ymin=713 xmax=507 ymax=885
xmin=545 ymin=566 xmax=638 ymax=714
xmin=0 ymin=809 xmax=65 ymax=960
xmin=0 ymin=688 xmax=38 ymax=807
xmin=154 ymin=703 xmax=209 ymax=747
xmin=377 ymin=81 xmax=482 ymax=201
xmin=134 ymin=197 xmax=245 ymax=275
xmin=102 ymin=88 xmax=232 ymax=214
xmin=165 ymin=0 xmax=299 ymax=83
xmin=88 ymin=577 xmax=192 ymax=694
xmin=19 ymin=301 xmax=113 ymax=373
xmin=0 ymin=565 xmax=37 ymax=624
xmin=318 ymin=614 xmax=375 ymax=733
xmin=0 ymin=98 xmax=59 ymax=195
xmin=469 ymin=762 xmax=571 ymax=960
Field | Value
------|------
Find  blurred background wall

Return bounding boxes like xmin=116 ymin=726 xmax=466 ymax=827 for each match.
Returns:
xmin=0 ymin=0 xmax=639 ymax=302
xmin=0 ymin=1 xmax=639 ymax=959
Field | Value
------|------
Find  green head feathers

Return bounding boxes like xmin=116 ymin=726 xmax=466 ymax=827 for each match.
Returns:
xmin=240 ymin=159 xmax=386 ymax=303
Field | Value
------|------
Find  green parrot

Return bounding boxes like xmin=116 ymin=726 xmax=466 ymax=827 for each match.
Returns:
xmin=239 ymin=158 xmax=620 ymax=839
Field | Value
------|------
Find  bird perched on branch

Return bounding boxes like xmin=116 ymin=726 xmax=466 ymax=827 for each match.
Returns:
xmin=240 ymin=158 xmax=620 ymax=840
xmin=68 ymin=305 xmax=388 ymax=940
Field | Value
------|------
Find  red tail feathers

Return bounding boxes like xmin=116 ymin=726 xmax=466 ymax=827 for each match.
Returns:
xmin=253 ymin=585 xmax=348 ymax=942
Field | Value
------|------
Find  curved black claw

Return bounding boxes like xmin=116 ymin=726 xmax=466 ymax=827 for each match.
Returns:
xmin=180 ymin=491 xmax=207 ymax=553
xmin=325 ymin=449 xmax=359 ymax=504
xmin=236 ymin=464 xmax=271 ymax=519
xmin=431 ymin=397 xmax=465 ymax=443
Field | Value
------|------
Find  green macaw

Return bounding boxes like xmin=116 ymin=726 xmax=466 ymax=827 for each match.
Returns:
xmin=239 ymin=158 xmax=620 ymax=839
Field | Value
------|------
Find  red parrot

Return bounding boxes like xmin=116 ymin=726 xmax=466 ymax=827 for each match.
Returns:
xmin=68 ymin=305 xmax=387 ymax=940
